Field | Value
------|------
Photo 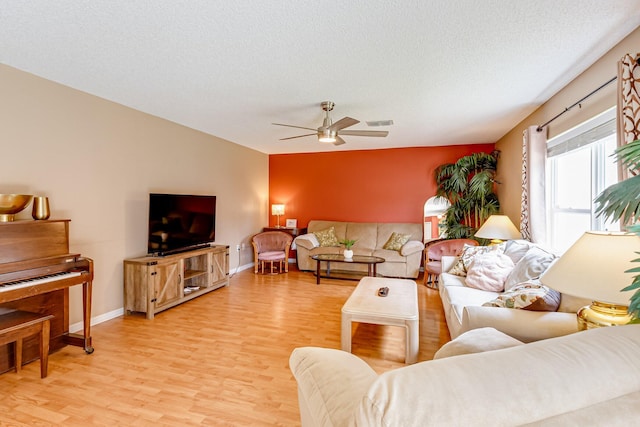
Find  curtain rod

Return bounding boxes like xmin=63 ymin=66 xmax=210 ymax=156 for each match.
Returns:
xmin=536 ymin=76 xmax=616 ymax=132
xmin=537 ymin=55 xmax=640 ymax=132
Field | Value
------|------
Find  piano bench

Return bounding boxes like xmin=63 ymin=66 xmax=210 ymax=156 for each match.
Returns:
xmin=0 ymin=310 xmax=54 ymax=378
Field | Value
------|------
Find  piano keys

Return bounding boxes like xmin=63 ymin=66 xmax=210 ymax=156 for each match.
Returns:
xmin=0 ymin=219 xmax=93 ymax=374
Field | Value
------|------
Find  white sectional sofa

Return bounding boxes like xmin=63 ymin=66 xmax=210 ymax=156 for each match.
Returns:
xmin=438 ymin=239 xmax=590 ymax=342
xmin=294 ymin=220 xmax=424 ymax=279
xmin=289 ymin=325 xmax=640 ymax=426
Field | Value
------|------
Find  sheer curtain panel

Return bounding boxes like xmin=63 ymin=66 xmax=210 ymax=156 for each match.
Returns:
xmin=520 ymin=125 xmax=548 ymax=244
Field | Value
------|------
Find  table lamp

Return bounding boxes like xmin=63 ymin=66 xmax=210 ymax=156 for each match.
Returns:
xmin=540 ymin=231 xmax=638 ymax=329
xmin=474 ymin=215 xmax=521 ymax=244
xmin=271 ymin=204 xmax=285 ymax=228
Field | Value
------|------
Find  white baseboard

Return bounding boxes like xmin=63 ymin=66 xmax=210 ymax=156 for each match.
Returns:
xmin=69 ymin=307 xmax=124 ymax=333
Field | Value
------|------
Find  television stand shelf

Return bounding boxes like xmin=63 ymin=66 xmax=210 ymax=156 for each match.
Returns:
xmin=124 ymin=245 xmax=229 ymax=319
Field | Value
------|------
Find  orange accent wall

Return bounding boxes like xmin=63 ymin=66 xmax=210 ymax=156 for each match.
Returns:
xmin=269 ymin=144 xmax=496 ymax=228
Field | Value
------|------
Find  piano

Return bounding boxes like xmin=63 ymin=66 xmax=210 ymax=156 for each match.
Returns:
xmin=0 ymin=219 xmax=93 ymax=373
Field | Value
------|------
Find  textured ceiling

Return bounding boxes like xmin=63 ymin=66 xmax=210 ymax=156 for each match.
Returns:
xmin=1 ymin=1 xmax=640 ymax=154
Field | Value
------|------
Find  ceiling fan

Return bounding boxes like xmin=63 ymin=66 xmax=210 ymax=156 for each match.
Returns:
xmin=272 ymin=101 xmax=390 ymax=146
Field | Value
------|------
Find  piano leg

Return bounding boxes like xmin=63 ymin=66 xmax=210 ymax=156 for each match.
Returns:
xmin=63 ymin=280 xmax=94 ymax=354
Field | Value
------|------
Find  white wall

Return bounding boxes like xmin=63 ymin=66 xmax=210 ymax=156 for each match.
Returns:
xmin=0 ymin=64 xmax=268 ymax=325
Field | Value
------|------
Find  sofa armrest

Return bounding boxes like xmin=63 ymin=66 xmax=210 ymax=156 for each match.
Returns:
xmin=289 ymin=347 xmax=377 ymax=427
xmin=400 ymin=240 xmax=425 ymax=256
xmin=461 ymin=305 xmax=580 ymax=343
xmin=434 ymin=327 xmax=524 ymax=359
xmin=294 ymin=233 xmax=319 ymax=250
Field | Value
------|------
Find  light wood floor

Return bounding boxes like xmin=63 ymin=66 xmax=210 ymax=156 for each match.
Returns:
xmin=0 ymin=267 xmax=451 ymax=426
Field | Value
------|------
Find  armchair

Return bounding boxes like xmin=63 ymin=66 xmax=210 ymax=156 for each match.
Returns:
xmin=251 ymin=231 xmax=293 ymax=274
xmin=424 ymin=238 xmax=478 ymax=287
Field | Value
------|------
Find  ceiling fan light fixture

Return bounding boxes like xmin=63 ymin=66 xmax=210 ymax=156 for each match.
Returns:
xmin=318 ymin=129 xmax=336 ymax=143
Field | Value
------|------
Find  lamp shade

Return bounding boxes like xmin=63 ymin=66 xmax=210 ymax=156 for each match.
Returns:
xmin=474 ymin=215 xmax=521 ymax=240
xmin=539 ymin=231 xmax=639 ymax=305
xmin=271 ymin=204 xmax=285 ymax=216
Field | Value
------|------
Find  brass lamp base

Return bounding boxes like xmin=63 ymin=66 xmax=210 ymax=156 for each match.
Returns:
xmin=577 ymin=300 xmax=632 ymax=330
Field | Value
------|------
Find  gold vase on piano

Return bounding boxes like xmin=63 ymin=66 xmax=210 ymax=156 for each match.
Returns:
xmin=31 ymin=196 xmax=51 ymax=220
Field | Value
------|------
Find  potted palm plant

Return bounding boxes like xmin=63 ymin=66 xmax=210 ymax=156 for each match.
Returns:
xmin=595 ymin=138 xmax=640 ymax=322
xmin=434 ymin=150 xmax=501 ymax=239
xmin=339 ymin=239 xmax=357 ymax=259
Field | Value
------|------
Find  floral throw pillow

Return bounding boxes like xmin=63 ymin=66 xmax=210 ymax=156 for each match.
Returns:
xmin=383 ymin=232 xmax=412 ymax=251
xmin=313 ymin=227 xmax=340 ymax=247
xmin=482 ymin=281 xmax=561 ymax=311
xmin=448 ymin=243 xmax=505 ymax=277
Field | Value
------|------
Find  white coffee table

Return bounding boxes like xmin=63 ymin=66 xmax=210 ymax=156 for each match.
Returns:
xmin=341 ymin=277 xmax=419 ymax=364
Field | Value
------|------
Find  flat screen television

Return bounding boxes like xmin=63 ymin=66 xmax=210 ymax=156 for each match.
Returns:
xmin=147 ymin=193 xmax=216 ymax=256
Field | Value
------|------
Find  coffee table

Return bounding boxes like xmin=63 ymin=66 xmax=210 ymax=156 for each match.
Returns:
xmin=311 ymin=254 xmax=385 ymax=285
xmin=341 ymin=277 xmax=419 ymax=364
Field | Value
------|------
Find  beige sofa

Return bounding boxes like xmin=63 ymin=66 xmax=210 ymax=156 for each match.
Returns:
xmin=289 ymin=324 xmax=640 ymax=426
xmin=294 ymin=220 xmax=424 ymax=279
xmin=438 ymin=239 xmax=590 ymax=342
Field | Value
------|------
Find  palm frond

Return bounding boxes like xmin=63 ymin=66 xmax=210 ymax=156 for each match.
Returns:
xmin=613 ymin=139 xmax=640 ymax=173
xmin=594 ymin=175 xmax=640 ymax=224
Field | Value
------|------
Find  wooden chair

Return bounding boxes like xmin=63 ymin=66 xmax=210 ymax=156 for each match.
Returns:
xmin=251 ymin=231 xmax=293 ymax=274
xmin=424 ymin=238 xmax=478 ymax=288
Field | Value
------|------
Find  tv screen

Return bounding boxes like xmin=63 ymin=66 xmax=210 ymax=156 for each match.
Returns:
xmin=147 ymin=193 xmax=216 ymax=256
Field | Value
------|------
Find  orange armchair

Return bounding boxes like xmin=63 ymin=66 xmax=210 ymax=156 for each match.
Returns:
xmin=424 ymin=238 xmax=478 ymax=288
xmin=251 ymin=231 xmax=293 ymax=274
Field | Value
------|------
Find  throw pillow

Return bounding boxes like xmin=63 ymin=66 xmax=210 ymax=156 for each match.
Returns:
xmin=464 ymin=252 xmax=515 ymax=292
xmin=482 ymin=280 xmax=561 ymax=311
xmin=503 ymin=239 xmax=535 ymax=264
xmin=448 ymin=243 xmax=506 ymax=277
xmin=383 ymin=232 xmax=412 ymax=251
xmin=504 ymin=246 xmax=556 ymax=291
xmin=313 ymin=227 xmax=340 ymax=247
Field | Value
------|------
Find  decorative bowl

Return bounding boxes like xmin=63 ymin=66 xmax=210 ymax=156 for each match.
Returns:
xmin=0 ymin=194 xmax=33 ymax=222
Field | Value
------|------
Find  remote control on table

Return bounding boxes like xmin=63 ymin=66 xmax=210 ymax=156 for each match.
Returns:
xmin=377 ymin=286 xmax=389 ymax=297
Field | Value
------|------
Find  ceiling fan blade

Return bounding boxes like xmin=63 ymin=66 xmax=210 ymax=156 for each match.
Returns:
xmin=333 ymin=136 xmax=347 ymax=146
xmin=328 ymin=117 xmax=359 ymax=132
xmin=272 ymin=123 xmax=317 ymax=132
xmin=279 ymin=133 xmax=317 ymax=141
xmin=339 ymin=130 xmax=389 ymax=137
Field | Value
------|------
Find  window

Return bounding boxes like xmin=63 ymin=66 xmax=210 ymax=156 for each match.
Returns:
xmin=546 ymin=108 xmax=619 ymax=253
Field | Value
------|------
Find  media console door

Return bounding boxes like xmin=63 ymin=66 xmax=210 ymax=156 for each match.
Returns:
xmin=124 ymin=245 xmax=229 ymax=319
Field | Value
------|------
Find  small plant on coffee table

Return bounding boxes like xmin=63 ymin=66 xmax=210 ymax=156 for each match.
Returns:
xmin=339 ymin=239 xmax=356 ymax=249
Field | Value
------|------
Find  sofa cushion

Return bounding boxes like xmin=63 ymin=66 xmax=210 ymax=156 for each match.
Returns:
xmin=373 ymin=248 xmax=407 ymax=263
xmin=382 ymin=232 xmax=412 ymax=251
xmin=313 ymin=227 xmax=340 ymax=247
xmin=465 ymin=252 xmax=515 ymax=292
xmin=444 ymin=285 xmax=501 ymax=326
xmin=504 ymin=246 xmax=556 ymax=291
xmin=448 ymin=243 xmax=505 ymax=277
xmin=482 ymin=281 xmax=561 ymax=311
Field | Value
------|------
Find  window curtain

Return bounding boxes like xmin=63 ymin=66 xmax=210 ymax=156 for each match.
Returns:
xmin=617 ymin=53 xmax=640 ymax=180
xmin=520 ymin=125 xmax=547 ymax=244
